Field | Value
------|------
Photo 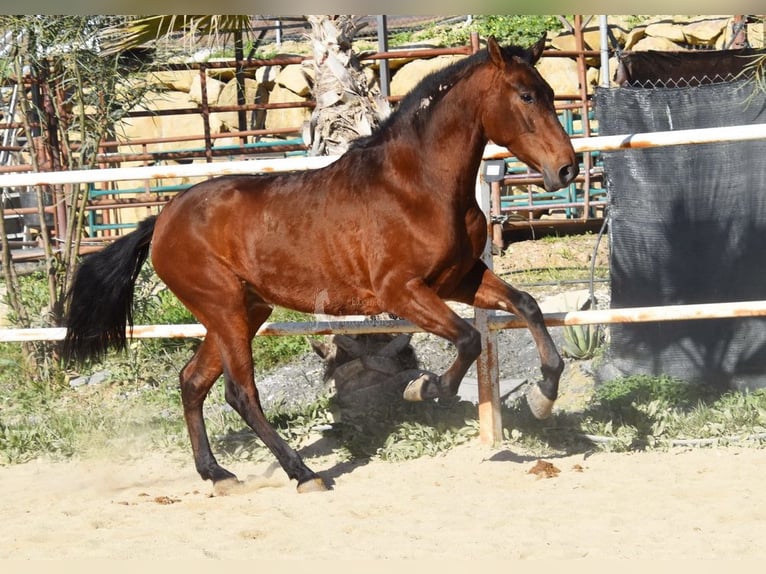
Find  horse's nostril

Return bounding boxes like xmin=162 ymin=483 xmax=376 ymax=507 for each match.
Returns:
xmin=559 ymin=163 xmax=578 ymax=184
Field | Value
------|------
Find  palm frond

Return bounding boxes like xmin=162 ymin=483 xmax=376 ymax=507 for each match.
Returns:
xmin=99 ymin=15 xmax=254 ymax=55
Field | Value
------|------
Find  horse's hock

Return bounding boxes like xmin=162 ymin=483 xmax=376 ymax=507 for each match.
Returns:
xmin=311 ymin=333 xmax=420 ymax=426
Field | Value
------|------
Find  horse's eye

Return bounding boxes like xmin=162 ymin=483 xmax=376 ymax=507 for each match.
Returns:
xmin=520 ymin=93 xmax=534 ymax=104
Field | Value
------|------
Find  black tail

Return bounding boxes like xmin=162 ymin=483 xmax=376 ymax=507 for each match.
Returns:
xmin=62 ymin=216 xmax=157 ymax=365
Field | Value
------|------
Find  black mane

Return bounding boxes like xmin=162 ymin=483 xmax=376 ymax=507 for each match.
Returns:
xmin=351 ymin=42 xmax=532 ymax=149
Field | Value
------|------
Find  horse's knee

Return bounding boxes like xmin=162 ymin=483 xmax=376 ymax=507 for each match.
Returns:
xmin=515 ymin=289 xmax=544 ymax=320
xmin=458 ymin=326 xmax=482 ymax=362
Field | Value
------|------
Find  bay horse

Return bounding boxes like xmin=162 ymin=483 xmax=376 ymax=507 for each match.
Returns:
xmin=62 ymin=36 xmax=578 ymax=492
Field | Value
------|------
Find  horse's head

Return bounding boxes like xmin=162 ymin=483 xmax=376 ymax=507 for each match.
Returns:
xmin=482 ymin=36 xmax=578 ymax=191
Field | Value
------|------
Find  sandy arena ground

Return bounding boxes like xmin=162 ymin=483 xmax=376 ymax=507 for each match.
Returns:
xmin=2 ymin=440 xmax=765 ymax=560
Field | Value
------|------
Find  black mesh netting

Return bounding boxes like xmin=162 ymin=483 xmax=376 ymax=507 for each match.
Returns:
xmin=593 ymin=77 xmax=766 ymax=391
xmin=613 ymin=48 xmax=764 ymax=88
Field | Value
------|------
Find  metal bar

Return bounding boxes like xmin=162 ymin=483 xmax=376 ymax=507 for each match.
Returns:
xmin=6 ymin=123 xmax=764 ymax=190
xmin=599 ymin=15 xmax=610 ymax=88
xmin=198 ymin=64 xmax=213 ymax=164
xmin=7 ymin=299 xmax=766 ymax=343
xmin=376 ymin=15 xmax=390 ymax=99
xmin=485 ymin=123 xmax=766 ymax=159
xmin=5 ymin=119 xmax=766 ymax=447
xmin=0 ymin=155 xmax=337 ymax=188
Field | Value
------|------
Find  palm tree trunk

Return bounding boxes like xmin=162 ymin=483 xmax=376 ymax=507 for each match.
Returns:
xmin=305 ymin=15 xmax=389 ymax=156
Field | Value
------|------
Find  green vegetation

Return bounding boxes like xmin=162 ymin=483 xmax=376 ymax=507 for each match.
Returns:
xmin=0 ymin=265 xmax=315 ymax=465
xmin=579 ymin=376 xmax=766 ymax=451
xmin=494 ymin=375 xmax=766 ymax=456
xmin=388 ymin=15 xmax=564 ymax=48
xmin=471 ymin=15 xmax=564 ymax=47
xmin=562 ymin=323 xmax=603 ymax=360
xmin=5 ymin=320 xmax=766 ymax=466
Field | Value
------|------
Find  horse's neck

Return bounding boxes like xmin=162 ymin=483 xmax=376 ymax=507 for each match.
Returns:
xmin=416 ymin=81 xmax=488 ymax=196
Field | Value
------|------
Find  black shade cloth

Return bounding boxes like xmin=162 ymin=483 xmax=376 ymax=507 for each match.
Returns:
xmin=614 ymin=48 xmax=765 ymax=87
xmin=594 ymin=77 xmax=766 ymax=391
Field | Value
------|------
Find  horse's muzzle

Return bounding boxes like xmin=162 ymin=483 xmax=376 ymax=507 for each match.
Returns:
xmin=543 ymin=162 xmax=579 ymax=191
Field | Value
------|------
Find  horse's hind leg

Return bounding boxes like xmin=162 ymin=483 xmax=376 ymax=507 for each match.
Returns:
xmin=170 ymin=263 xmax=324 ymax=492
xmin=453 ymin=261 xmax=564 ymax=419
xmin=206 ymin=295 xmax=326 ymax=493
xmin=179 ymin=339 xmax=234 ymax=482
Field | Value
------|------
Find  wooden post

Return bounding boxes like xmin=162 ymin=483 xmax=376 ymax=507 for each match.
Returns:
xmin=475 ymin=164 xmax=503 ymax=445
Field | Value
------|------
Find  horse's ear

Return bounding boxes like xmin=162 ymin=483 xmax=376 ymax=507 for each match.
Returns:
xmin=487 ymin=36 xmax=504 ymax=67
xmin=528 ymin=34 xmax=547 ymax=65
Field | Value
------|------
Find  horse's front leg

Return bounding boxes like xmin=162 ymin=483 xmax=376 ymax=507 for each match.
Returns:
xmin=384 ymin=278 xmax=482 ymax=401
xmin=451 ymin=261 xmax=564 ymax=419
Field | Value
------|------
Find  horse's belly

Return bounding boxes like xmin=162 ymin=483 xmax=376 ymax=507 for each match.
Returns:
xmin=245 ymin=248 xmax=382 ymax=316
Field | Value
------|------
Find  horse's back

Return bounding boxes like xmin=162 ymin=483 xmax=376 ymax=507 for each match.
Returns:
xmin=150 ymin=171 xmax=385 ymax=314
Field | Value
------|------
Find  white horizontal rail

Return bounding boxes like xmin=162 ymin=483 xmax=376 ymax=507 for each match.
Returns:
xmin=5 ymin=300 xmax=766 ymax=342
xmin=573 ymin=123 xmax=766 ymax=153
xmin=2 ymin=123 xmax=766 ymax=189
xmin=0 ymin=155 xmax=337 ymax=188
xmin=483 ymin=122 xmax=766 ymax=158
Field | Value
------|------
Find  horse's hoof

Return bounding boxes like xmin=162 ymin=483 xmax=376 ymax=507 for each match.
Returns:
xmin=402 ymin=372 xmax=439 ymax=401
xmin=526 ymin=384 xmax=554 ymax=419
xmin=213 ymin=476 xmax=244 ymax=496
xmin=297 ymin=477 xmax=329 ymax=493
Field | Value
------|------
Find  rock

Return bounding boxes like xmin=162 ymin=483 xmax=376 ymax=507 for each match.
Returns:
xmin=147 ymin=91 xmax=221 ymax=150
xmin=631 ymin=36 xmax=685 ymax=52
xmin=586 ymin=66 xmax=600 ymax=93
xmin=69 ymin=369 xmax=110 ymax=388
xmin=188 ymin=73 xmax=225 ymax=105
xmin=550 ymin=33 xmax=578 ymax=52
xmin=602 ymin=17 xmax=633 ymax=47
xmin=582 ymin=26 xmax=604 ymax=51
xmin=536 ymin=56 xmax=580 ymax=96
xmin=607 ymin=56 xmax=622 ymax=86
xmin=264 ymin=83 xmax=312 ymax=131
xmin=310 ymin=333 xmax=420 ymax=427
xmin=146 ymin=69 xmax=197 ymax=92
xmin=682 ymin=18 xmax=727 ymax=46
xmin=385 ymin=40 xmax=450 ymax=70
xmin=389 ymin=54 xmax=466 ymax=97
xmin=214 ymin=77 xmax=262 ymax=131
xmin=623 ymin=25 xmax=647 ymax=50
xmin=255 ymin=64 xmax=279 ymax=87
xmin=276 ymin=63 xmax=313 ymax=97
xmin=645 ymin=22 xmax=686 ymax=43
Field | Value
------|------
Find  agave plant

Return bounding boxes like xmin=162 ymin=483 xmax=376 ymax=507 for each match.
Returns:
xmin=562 ymin=322 xmax=603 ymax=360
